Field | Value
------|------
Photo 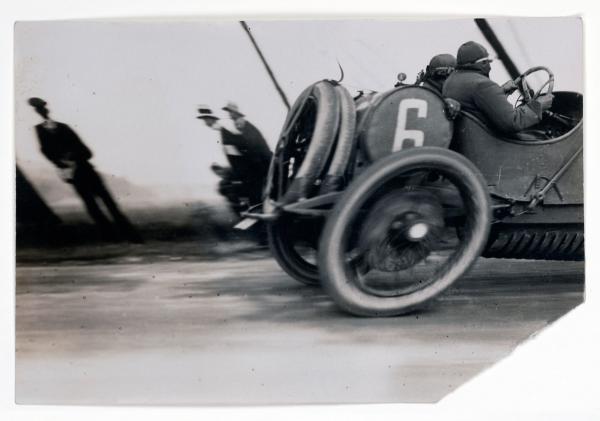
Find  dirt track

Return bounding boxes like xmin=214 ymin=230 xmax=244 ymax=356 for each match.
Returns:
xmin=15 ymin=246 xmax=584 ymax=404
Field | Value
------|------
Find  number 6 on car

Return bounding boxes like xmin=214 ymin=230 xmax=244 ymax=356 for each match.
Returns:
xmin=357 ymin=86 xmax=453 ymax=162
xmin=393 ymin=98 xmax=428 ymax=150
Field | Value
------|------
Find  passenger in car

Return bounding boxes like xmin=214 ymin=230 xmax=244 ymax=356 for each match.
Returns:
xmin=416 ymin=54 xmax=456 ymax=95
xmin=443 ymin=41 xmax=553 ymax=135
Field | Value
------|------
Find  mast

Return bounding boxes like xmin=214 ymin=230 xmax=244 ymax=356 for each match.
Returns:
xmin=474 ymin=18 xmax=521 ymax=81
xmin=240 ymin=21 xmax=291 ymax=111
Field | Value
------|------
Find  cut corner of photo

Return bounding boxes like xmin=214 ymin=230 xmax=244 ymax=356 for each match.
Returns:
xmin=13 ymin=14 xmax=586 ymax=409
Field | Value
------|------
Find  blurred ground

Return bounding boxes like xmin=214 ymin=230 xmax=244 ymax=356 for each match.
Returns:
xmin=16 ymin=201 xmax=240 ymax=248
xmin=15 ymin=233 xmax=584 ymax=404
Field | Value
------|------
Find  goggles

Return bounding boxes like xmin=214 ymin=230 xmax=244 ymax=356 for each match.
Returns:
xmin=473 ymin=56 xmax=494 ymax=64
xmin=431 ymin=66 xmax=455 ymax=76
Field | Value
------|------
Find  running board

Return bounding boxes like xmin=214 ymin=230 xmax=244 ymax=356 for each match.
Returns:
xmin=237 ymin=192 xmax=342 ymax=227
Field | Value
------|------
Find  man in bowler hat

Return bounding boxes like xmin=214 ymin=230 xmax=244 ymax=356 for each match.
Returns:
xmin=197 ymin=103 xmax=272 ymax=214
xmin=28 ymin=97 xmax=141 ymax=242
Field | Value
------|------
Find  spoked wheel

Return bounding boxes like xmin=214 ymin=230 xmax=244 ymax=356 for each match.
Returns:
xmin=265 ymin=81 xmax=340 ymax=285
xmin=319 ymin=147 xmax=491 ymax=316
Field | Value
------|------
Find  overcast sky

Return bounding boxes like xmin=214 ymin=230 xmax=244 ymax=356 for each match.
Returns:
xmin=14 ymin=17 xmax=582 ymax=203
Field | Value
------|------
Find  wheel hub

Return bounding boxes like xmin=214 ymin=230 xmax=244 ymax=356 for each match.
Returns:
xmin=357 ymin=189 xmax=444 ymax=271
xmin=407 ymin=222 xmax=429 ymax=241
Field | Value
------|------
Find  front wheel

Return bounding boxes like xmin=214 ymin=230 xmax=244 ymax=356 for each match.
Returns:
xmin=318 ymin=147 xmax=491 ymax=316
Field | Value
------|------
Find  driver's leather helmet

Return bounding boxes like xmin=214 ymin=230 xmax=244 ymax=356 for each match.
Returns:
xmin=456 ymin=41 xmax=489 ymax=66
xmin=427 ymin=54 xmax=456 ymax=79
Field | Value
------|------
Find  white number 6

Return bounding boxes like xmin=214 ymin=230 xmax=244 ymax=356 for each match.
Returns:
xmin=393 ymin=98 xmax=428 ymax=151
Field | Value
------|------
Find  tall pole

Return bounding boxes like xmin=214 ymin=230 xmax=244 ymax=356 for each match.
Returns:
xmin=474 ymin=18 xmax=521 ymax=81
xmin=240 ymin=21 xmax=291 ymax=111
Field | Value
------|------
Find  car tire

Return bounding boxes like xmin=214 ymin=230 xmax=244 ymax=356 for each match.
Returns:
xmin=267 ymin=216 xmax=321 ymax=286
xmin=318 ymin=147 xmax=491 ymax=316
xmin=277 ymin=80 xmax=340 ymax=203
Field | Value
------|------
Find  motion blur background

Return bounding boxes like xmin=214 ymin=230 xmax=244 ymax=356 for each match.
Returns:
xmin=11 ymin=15 xmax=589 ymax=408
xmin=14 ymin=17 xmax=583 ymax=244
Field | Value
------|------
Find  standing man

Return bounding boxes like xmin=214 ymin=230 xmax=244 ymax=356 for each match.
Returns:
xmin=221 ymin=101 xmax=272 ymax=190
xmin=28 ymin=97 xmax=141 ymax=242
xmin=197 ymin=103 xmax=272 ymax=214
xmin=442 ymin=41 xmax=553 ymax=135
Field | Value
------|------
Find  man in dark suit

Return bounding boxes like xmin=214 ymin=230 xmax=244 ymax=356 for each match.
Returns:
xmin=222 ymin=102 xmax=272 ymax=201
xmin=28 ymin=97 xmax=141 ymax=242
xmin=197 ymin=103 xmax=272 ymax=213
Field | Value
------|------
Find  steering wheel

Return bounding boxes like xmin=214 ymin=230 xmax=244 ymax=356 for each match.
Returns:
xmin=513 ymin=66 xmax=554 ymax=103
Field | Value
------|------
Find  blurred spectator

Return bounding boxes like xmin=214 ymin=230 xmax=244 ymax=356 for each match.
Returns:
xmin=28 ymin=97 xmax=142 ymax=243
xmin=197 ymin=103 xmax=272 ymax=215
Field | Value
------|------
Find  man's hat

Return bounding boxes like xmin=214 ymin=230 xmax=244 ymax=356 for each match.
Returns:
xmin=28 ymin=97 xmax=47 ymax=108
xmin=456 ymin=41 xmax=489 ymax=66
xmin=429 ymin=54 xmax=456 ymax=70
xmin=222 ymin=101 xmax=245 ymax=117
xmin=196 ymin=105 xmax=219 ymax=120
xmin=426 ymin=53 xmax=456 ymax=78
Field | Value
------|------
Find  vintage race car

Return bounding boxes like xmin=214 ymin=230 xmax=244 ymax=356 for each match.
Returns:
xmin=245 ymin=67 xmax=583 ymax=317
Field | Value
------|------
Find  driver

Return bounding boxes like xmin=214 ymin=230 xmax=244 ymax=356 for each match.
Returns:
xmin=442 ymin=41 xmax=554 ymax=135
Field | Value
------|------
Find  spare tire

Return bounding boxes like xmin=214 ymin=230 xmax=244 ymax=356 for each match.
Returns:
xmin=267 ymin=80 xmax=340 ymax=204
xmin=321 ymin=84 xmax=357 ymax=193
xmin=265 ymin=80 xmax=343 ymax=286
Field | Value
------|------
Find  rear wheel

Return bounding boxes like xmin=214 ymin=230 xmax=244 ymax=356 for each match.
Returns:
xmin=319 ymin=147 xmax=491 ymax=316
xmin=267 ymin=215 xmax=322 ymax=286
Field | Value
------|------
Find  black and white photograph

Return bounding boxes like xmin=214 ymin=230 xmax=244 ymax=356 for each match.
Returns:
xmin=10 ymin=13 xmax=591 ymax=410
